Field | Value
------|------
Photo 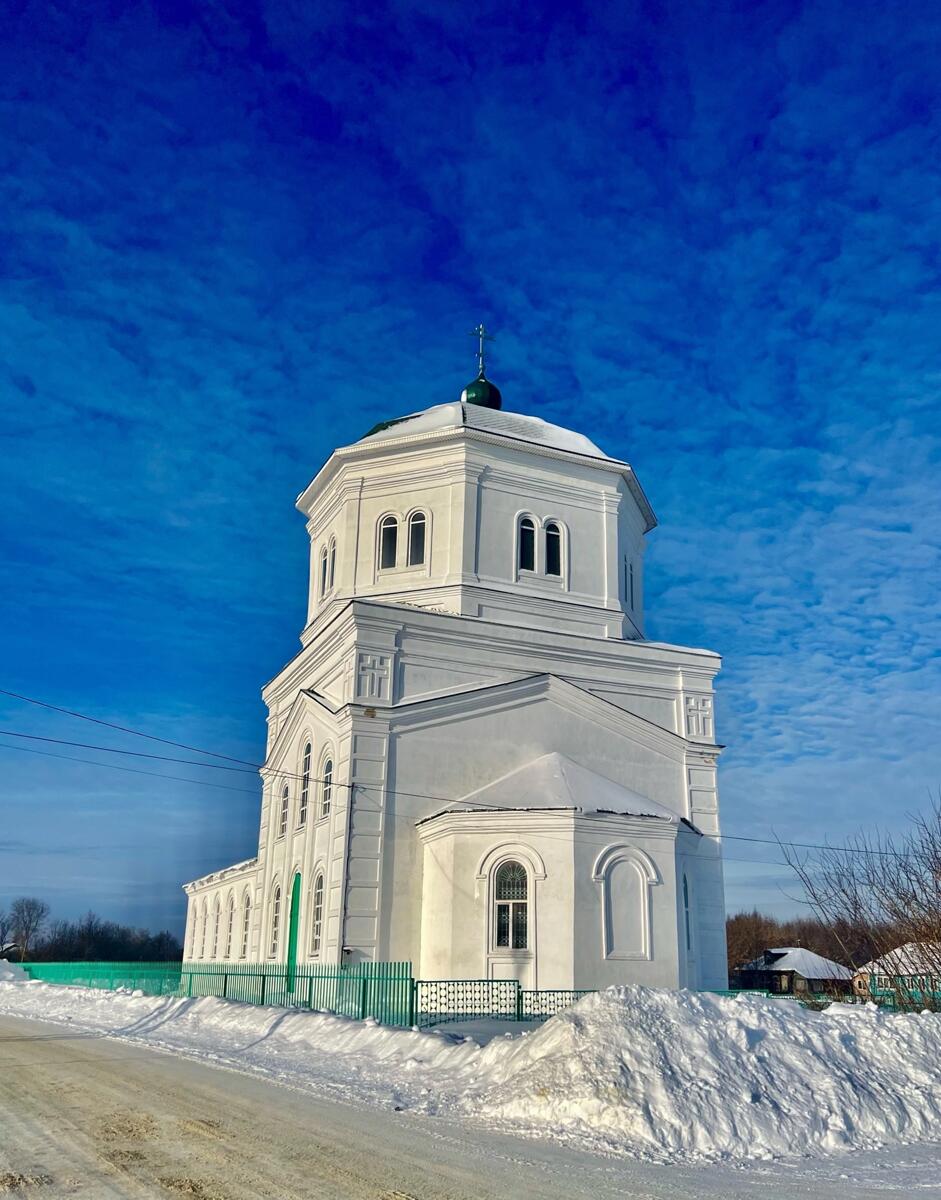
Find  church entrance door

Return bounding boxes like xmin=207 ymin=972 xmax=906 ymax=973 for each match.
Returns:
xmin=286 ymin=872 xmax=301 ymax=992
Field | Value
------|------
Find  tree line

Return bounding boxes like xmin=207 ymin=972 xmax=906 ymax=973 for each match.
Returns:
xmin=725 ymin=909 xmax=896 ymax=972
xmin=0 ymin=897 xmax=181 ymax=962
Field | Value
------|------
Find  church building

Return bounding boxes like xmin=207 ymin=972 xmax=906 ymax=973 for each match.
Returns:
xmin=183 ymin=338 xmax=728 ymax=991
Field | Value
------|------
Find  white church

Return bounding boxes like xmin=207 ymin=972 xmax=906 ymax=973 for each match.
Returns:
xmin=183 ymin=339 xmax=728 ymax=991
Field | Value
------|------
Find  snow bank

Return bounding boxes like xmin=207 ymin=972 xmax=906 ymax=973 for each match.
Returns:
xmin=0 ymin=960 xmax=26 ymax=981
xmin=2 ymin=978 xmax=941 ymax=1164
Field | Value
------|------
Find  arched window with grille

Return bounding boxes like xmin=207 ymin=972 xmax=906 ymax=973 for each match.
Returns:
xmin=319 ymin=545 xmax=329 ymax=596
xmin=494 ymin=860 xmax=528 ymax=949
xmin=269 ymin=884 xmax=282 ymax=958
xmin=224 ymin=894 xmax=235 ymax=959
xmin=407 ymin=511 xmax=426 ymax=566
xmin=518 ymin=517 xmax=536 ymax=572
xmin=379 ymin=515 xmax=398 ymax=570
xmin=211 ymin=898 xmax=221 ymax=959
xmin=683 ymin=874 xmax=692 ymax=952
xmin=298 ymin=742 xmax=311 ymax=826
xmin=328 ymin=537 xmax=337 ymax=590
xmin=545 ymin=522 xmax=562 ymax=576
xmin=278 ymin=784 xmax=289 ymax=838
xmin=311 ymin=872 xmax=325 ymax=955
xmin=240 ymin=893 xmax=251 ymax=958
xmin=320 ymin=757 xmax=333 ymax=819
xmin=185 ymin=905 xmax=195 ymax=959
xmin=199 ymin=900 xmax=208 ymax=958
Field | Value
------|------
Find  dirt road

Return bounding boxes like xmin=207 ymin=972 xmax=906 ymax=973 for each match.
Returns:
xmin=2 ymin=1012 xmax=941 ymax=1200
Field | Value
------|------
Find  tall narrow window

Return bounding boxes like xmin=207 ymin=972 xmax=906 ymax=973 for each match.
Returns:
xmin=518 ymin=517 xmax=535 ymax=572
xmin=298 ymin=742 xmax=311 ymax=826
xmin=319 ymin=546 xmax=329 ymax=596
xmin=328 ymin=537 xmax=337 ymax=589
xmin=311 ymin=872 xmax=324 ymax=955
xmin=270 ymin=885 xmax=282 ymax=957
xmin=278 ymin=785 xmax=289 ymax=838
xmin=185 ymin=908 xmax=194 ymax=959
xmin=320 ymin=758 xmax=333 ymax=819
xmin=199 ymin=902 xmax=208 ymax=958
xmin=240 ymin=894 xmax=251 ymax=958
xmin=224 ymin=895 xmax=235 ymax=959
xmin=379 ymin=516 xmax=398 ymax=569
xmin=407 ymin=512 xmax=426 ymax=566
xmin=211 ymin=900 xmax=220 ymax=959
xmin=629 ymin=561 xmax=635 ymax=609
xmin=494 ymin=860 xmax=528 ymax=950
xmin=683 ymin=874 xmax=692 ymax=952
xmin=545 ymin=522 xmax=562 ymax=576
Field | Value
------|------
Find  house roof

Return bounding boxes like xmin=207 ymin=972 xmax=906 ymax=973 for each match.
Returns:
xmin=741 ymin=947 xmax=852 ymax=981
xmin=858 ymin=942 xmax=941 ymax=975
xmin=424 ymin=751 xmax=681 ymax=824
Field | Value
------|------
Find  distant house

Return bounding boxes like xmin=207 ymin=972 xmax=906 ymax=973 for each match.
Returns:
xmin=853 ymin=943 xmax=941 ymax=1003
xmin=732 ymin=947 xmax=852 ymax=996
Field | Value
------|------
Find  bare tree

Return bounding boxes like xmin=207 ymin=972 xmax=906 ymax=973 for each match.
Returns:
xmin=0 ymin=907 xmax=12 ymax=956
xmin=783 ymin=797 xmax=941 ymax=1011
xmin=10 ymin=897 xmax=50 ymax=962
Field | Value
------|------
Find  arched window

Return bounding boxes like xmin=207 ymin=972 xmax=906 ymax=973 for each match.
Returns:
xmin=379 ymin=516 xmax=398 ymax=569
xmin=494 ymin=860 xmax=528 ymax=949
xmin=185 ymin=906 xmax=195 ymax=959
xmin=211 ymin=899 xmax=221 ymax=959
xmin=328 ymin=537 xmax=337 ymax=589
xmin=518 ymin=517 xmax=535 ymax=572
xmin=224 ymin=894 xmax=235 ymax=959
xmin=545 ymin=522 xmax=562 ymax=576
xmin=319 ymin=545 xmax=329 ymax=596
xmin=407 ymin=511 xmax=426 ymax=566
xmin=683 ymin=874 xmax=692 ymax=952
xmin=311 ymin=872 xmax=324 ymax=955
xmin=278 ymin=784 xmax=289 ymax=838
xmin=270 ymin=884 xmax=282 ymax=957
xmin=298 ymin=742 xmax=311 ymax=826
xmin=320 ymin=758 xmax=333 ymax=819
xmin=240 ymin=893 xmax=251 ymax=958
xmin=199 ymin=901 xmax=208 ymax=958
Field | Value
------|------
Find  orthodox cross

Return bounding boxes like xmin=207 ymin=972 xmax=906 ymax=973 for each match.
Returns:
xmin=470 ymin=323 xmax=494 ymax=376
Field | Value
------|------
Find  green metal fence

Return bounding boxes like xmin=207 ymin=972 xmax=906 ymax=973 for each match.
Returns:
xmin=412 ymin=979 xmax=595 ymax=1027
xmin=21 ymin=961 xmax=183 ymax=995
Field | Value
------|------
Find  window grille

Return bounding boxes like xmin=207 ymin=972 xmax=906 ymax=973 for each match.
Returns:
xmin=224 ymin=896 xmax=235 ymax=959
xmin=311 ymin=873 xmax=324 ymax=955
xmin=211 ymin=902 xmax=220 ymax=959
xmin=518 ymin=517 xmax=535 ymax=572
xmin=270 ymin=886 xmax=281 ymax=957
xmin=494 ymin=860 xmax=528 ymax=950
xmin=278 ymin=785 xmax=289 ymax=838
xmin=320 ymin=759 xmax=333 ymax=819
xmin=298 ymin=743 xmax=311 ymax=825
xmin=240 ymin=894 xmax=251 ymax=958
xmin=199 ymin=903 xmax=208 ymax=958
xmin=319 ymin=546 xmax=329 ymax=596
xmin=328 ymin=537 xmax=337 ymax=589
xmin=407 ymin=512 xmax=426 ymax=566
xmin=545 ymin=522 xmax=561 ymax=576
xmin=379 ymin=516 xmax=398 ymax=569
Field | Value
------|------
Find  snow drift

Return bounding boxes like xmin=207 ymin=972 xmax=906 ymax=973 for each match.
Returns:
xmin=2 ymin=978 xmax=940 ymax=1164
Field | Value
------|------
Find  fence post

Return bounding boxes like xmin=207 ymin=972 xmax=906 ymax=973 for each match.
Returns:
xmin=260 ymin=972 xmax=266 ymax=1005
xmin=359 ymin=968 xmax=368 ymax=1020
xmin=222 ymin=973 xmax=228 ymax=999
xmin=409 ymin=979 xmax=416 ymax=1028
xmin=515 ymin=982 xmax=523 ymax=1021
xmin=187 ymin=971 xmax=192 ymax=998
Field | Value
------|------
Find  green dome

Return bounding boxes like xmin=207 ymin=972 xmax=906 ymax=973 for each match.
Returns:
xmin=461 ymin=370 xmax=503 ymax=410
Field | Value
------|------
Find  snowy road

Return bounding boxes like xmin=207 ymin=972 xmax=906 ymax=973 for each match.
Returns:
xmin=2 ymin=1014 xmax=941 ymax=1199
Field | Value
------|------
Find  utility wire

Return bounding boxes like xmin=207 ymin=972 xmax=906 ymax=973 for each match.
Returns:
xmin=0 ymin=687 xmax=258 ymax=767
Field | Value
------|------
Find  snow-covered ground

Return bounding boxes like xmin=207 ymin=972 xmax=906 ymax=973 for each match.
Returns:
xmin=2 ymin=975 xmax=941 ymax=1167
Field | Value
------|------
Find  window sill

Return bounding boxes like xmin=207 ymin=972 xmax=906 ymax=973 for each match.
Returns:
xmin=377 ymin=562 xmax=428 ymax=577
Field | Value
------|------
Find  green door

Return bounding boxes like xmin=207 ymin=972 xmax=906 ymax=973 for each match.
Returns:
xmin=286 ymin=872 xmax=301 ymax=992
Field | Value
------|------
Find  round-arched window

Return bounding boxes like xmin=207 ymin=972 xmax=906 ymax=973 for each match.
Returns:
xmin=518 ymin=517 xmax=535 ymax=572
xmin=494 ymin=860 xmax=528 ymax=949
xmin=545 ymin=522 xmax=562 ymax=577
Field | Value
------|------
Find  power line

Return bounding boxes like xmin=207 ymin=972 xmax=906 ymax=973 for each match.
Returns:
xmin=0 ymin=688 xmax=258 ymax=767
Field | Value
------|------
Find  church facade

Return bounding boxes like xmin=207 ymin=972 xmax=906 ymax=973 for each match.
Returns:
xmin=182 ymin=362 xmax=728 ymax=991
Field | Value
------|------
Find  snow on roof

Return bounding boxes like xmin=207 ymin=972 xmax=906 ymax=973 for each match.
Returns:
xmin=742 ymin=947 xmax=852 ymax=980
xmin=857 ymin=942 xmax=941 ymax=975
xmin=431 ymin=752 xmax=680 ymax=824
xmin=359 ymin=400 xmax=610 ymax=460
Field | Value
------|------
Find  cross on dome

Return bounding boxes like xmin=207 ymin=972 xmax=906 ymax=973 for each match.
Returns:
xmin=462 ymin=322 xmax=503 ymax=410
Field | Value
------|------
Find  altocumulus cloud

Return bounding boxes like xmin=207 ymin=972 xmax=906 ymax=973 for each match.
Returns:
xmin=0 ymin=0 xmax=939 ymax=925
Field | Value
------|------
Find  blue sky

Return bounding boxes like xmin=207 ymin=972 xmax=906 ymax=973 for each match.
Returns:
xmin=1 ymin=0 xmax=939 ymax=933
